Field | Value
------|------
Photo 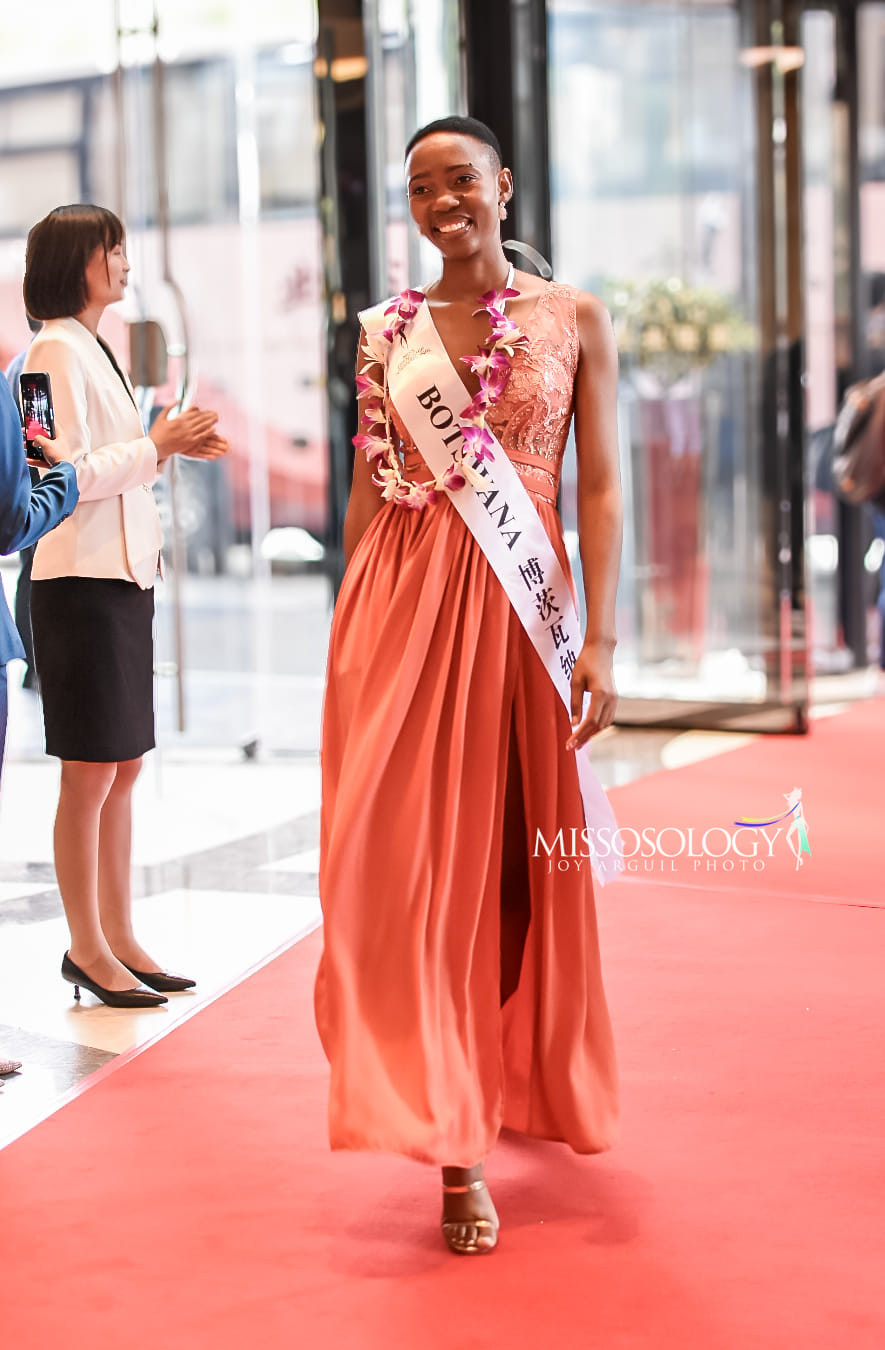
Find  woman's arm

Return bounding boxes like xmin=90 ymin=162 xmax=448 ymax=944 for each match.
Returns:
xmin=567 ymin=290 xmax=623 ymax=749
xmin=343 ymin=330 xmax=386 ymax=565
xmin=0 ymin=378 xmax=79 ymax=556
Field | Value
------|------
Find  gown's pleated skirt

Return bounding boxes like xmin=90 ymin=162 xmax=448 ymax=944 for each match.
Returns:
xmin=316 ymin=493 xmax=618 ymax=1166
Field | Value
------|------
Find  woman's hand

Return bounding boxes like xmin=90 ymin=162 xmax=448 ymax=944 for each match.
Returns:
xmin=566 ymin=638 xmax=618 ymax=750
xmin=29 ymin=426 xmax=73 ymax=468
xmin=150 ymin=405 xmax=224 ymax=463
xmin=179 ymin=430 xmax=229 ymax=461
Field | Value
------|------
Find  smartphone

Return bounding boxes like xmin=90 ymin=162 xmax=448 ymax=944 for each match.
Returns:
xmin=19 ymin=371 xmax=55 ymax=464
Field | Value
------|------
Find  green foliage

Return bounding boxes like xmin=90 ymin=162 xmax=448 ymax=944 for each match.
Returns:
xmin=605 ymin=277 xmax=755 ymax=384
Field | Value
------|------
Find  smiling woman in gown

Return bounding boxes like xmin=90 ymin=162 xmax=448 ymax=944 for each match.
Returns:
xmin=23 ymin=204 xmax=227 ymax=1010
xmin=316 ymin=116 xmax=622 ymax=1255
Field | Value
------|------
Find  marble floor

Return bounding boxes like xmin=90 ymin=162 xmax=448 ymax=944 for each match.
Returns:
xmin=0 ymin=566 xmax=334 ymax=1146
xmin=0 ymin=715 xmax=697 ymax=1147
xmin=0 ymin=562 xmax=878 ymax=1149
xmin=0 ymin=742 xmax=325 ymax=1146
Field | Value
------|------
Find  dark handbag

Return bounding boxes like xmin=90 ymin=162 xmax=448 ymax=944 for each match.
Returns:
xmin=832 ymin=372 xmax=885 ymax=507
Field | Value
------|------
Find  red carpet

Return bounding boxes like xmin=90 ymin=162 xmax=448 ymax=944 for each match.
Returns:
xmin=1 ymin=701 xmax=883 ymax=1350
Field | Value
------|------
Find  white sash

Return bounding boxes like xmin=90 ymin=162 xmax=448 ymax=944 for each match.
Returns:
xmin=360 ymin=296 xmax=623 ymax=884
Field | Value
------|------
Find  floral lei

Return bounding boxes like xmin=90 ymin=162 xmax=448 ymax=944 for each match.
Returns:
xmin=353 ymin=278 xmax=529 ymax=510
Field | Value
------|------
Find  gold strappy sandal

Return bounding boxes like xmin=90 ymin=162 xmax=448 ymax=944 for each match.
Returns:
xmin=441 ymin=1177 xmax=499 ymax=1255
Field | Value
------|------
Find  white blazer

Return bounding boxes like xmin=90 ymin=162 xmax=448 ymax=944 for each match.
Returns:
xmin=25 ymin=317 xmax=162 ymax=590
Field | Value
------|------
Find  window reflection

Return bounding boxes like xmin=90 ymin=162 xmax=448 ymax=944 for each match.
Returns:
xmin=0 ymin=0 xmax=328 ymax=754
xmin=550 ymin=1 xmax=768 ymax=704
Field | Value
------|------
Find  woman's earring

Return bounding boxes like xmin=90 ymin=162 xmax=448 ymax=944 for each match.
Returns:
xmin=499 ymin=202 xmax=508 ymax=221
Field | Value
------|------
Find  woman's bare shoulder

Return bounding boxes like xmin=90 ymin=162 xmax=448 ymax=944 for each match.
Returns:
xmin=573 ymin=288 xmax=612 ymax=328
xmin=573 ymin=289 xmax=618 ymax=367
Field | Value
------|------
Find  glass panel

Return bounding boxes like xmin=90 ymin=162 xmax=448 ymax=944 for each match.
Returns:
xmin=255 ymin=52 xmax=319 ymax=213
xmin=858 ymin=3 xmax=885 ymax=671
xmin=126 ymin=3 xmax=326 ymax=752
xmin=364 ymin=0 xmax=464 ymax=296
xmin=86 ymin=62 xmax=239 ymax=227
xmin=0 ymin=1 xmax=328 ymax=757
xmin=800 ymin=10 xmax=842 ymax=672
xmin=0 ymin=151 xmax=81 ymax=235
xmin=549 ymin=0 xmax=789 ymax=710
xmin=0 ymin=88 xmax=83 ymax=149
xmin=152 ymin=0 xmax=317 ymax=58
xmin=0 ymin=2 xmax=117 ymax=81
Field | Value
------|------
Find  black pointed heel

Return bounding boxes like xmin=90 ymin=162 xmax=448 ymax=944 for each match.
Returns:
xmin=123 ymin=966 xmax=196 ymax=993
xmin=61 ymin=953 xmax=168 ymax=1008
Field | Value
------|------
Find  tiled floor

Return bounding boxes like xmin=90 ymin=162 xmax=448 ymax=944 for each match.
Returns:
xmin=0 ymin=749 xmax=325 ymax=1146
xmin=0 ymin=567 xmax=333 ymax=1146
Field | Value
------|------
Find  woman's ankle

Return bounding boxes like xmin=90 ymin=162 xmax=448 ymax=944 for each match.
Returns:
xmin=441 ymin=1162 xmax=485 ymax=1187
xmin=67 ymin=939 xmax=111 ymax=970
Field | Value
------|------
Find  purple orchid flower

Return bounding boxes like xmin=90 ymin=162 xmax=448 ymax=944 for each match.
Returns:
xmin=488 ymin=311 xmax=521 ymax=340
xmin=397 ymin=483 xmax=429 ymax=510
xmin=490 ymin=325 xmax=529 ymax=356
xmin=442 ymin=464 xmax=467 ymax=492
xmin=385 ymin=288 xmax=425 ymax=326
xmin=475 ymin=286 xmax=520 ymax=313
xmin=352 ymin=432 xmax=389 ymax=462
xmin=462 ymin=349 xmax=511 ymax=379
xmin=478 ymin=363 xmax=511 ymax=400
xmin=361 ymin=398 xmax=385 ymax=423
xmin=460 ymin=424 xmax=496 ymax=462
xmin=459 ymin=390 xmax=491 ymax=422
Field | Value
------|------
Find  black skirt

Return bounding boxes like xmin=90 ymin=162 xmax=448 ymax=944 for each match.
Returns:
xmin=30 ymin=577 xmax=156 ymax=762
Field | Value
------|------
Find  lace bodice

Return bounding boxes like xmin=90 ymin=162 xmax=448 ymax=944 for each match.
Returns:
xmin=393 ymin=282 xmax=579 ymax=504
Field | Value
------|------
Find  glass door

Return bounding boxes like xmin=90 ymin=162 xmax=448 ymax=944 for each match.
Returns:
xmin=800 ymin=2 xmax=885 ymax=678
xmin=0 ymin=0 xmax=332 ymax=758
xmin=547 ymin=0 xmax=809 ymax=729
xmin=362 ymin=0 xmax=465 ymax=296
xmin=0 ymin=0 xmax=330 ymax=757
xmin=111 ymin=1 xmax=328 ymax=757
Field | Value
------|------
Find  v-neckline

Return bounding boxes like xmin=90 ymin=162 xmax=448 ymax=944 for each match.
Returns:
xmin=421 ymin=282 xmax=549 ymax=401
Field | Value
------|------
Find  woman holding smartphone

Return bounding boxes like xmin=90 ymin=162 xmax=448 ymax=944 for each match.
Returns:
xmin=1 ymin=366 xmax=78 ymax=1075
xmin=23 ymin=204 xmax=227 ymax=1009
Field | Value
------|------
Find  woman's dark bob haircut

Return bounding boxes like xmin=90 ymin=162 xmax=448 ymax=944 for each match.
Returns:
xmin=405 ymin=116 xmax=502 ymax=168
xmin=23 ymin=204 xmax=124 ymax=321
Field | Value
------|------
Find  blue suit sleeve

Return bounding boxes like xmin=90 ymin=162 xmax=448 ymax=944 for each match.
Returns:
xmin=0 ymin=377 xmax=79 ymax=556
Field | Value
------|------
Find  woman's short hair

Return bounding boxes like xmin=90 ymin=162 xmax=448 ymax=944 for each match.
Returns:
xmin=405 ymin=116 xmax=502 ymax=168
xmin=23 ymin=204 xmax=124 ymax=320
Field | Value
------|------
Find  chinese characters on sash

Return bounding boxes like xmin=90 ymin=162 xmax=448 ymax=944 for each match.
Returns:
xmin=519 ymin=556 xmax=577 ymax=680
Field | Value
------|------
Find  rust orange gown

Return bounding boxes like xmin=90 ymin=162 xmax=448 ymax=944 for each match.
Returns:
xmin=315 ymin=282 xmax=618 ymax=1165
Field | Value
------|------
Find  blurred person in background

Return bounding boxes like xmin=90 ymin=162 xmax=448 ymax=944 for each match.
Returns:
xmin=1 ymin=349 xmax=79 ymax=1077
xmin=867 ymin=275 xmax=885 ymax=671
xmin=23 ymin=204 xmax=228 ymax=1010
